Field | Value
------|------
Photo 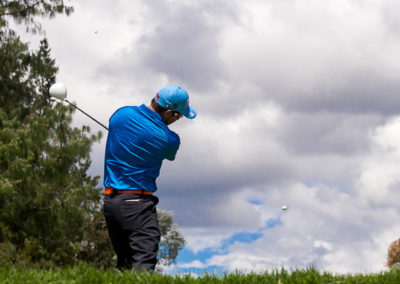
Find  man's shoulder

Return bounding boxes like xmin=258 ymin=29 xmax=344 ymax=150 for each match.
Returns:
xmin=111 ymin=105 xmax=136 ymax=116
xmin=166 ymin=129 xmax=180 ymax=147
xmin=116 ymin=104 xmax=154 ymax=117
xmin=115 ymin=105 xmax=138 ymax=113
xmin=111 ymin=105 xmax=148 ymax=120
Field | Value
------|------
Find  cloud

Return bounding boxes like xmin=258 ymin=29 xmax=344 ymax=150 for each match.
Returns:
xmin=137 ymin=0 xmax=233 ymax=91
xmin=356 ymin=116 xmax=400 ymax=207
xmin=382 ymin=0 xmax=400 ymax=39
xmin=219 ymin=0 xmax=400 ymax=115
xmin=97 ymin=0 xmax=239 ymax=94
xmin=175 ymin=116 xmax=400 ymax=274
xmin=178 ymin=260 xmax=207 ymax=269
xmin=275 ymin=112 xmax=385 ymax=155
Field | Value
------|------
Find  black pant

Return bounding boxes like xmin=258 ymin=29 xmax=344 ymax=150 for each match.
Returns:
xmin=103 ymin=193 xmax=160 ymax=271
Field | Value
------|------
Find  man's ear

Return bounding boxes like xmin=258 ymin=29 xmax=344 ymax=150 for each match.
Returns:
xmin=163 ymin=109 xmax=173 ymax=119
xmin=161 ymin=109 xmax=172 ymax=124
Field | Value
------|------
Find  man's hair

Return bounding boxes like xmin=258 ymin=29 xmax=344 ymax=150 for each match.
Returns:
xmin=151 ymin=98 xmax=168 ymax=115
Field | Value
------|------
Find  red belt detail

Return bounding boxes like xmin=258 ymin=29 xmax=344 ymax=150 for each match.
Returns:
xmin=104 ymin=187 xmax=153 ymax=195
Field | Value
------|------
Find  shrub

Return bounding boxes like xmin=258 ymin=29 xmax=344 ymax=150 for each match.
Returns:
xmin=387 ymin=238 xmax=400 ymax=267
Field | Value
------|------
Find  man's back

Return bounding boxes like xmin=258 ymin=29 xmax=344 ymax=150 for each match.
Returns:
xmin=104 ymin=104 xmax=180 ymax=192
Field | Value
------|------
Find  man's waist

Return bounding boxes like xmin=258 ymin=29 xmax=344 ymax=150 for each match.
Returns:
xmin=104 ymin=187 xmax=153 ymax=195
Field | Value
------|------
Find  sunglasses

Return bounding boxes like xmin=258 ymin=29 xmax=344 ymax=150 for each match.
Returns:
xmin=173 ymin=111 xmax=183 ymax=119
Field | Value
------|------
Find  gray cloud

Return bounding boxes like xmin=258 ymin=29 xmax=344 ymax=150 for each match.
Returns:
xmin=282 ymin=71 xmax=400 ymax=115
xmin=382 ymin=0 xmax=400 ymax=38
xmin=276 ymin=112 xmax=386 ymax=155
xmin=138 ymin=1 xmax=231 ymax=91
xmin=98 ymin=0 xmax=239 ymax=93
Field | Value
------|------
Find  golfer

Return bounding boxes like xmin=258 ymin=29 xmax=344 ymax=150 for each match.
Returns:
xmin=103 ymin=85 xmax=197 ymax=271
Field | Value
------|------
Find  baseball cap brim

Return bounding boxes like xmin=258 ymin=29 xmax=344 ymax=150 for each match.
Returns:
xmin=180 ymin=105 xmax=197 ymax=119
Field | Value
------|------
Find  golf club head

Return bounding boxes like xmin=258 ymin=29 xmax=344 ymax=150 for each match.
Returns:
xmin=49 ymin=82 xmax=67 ymax=100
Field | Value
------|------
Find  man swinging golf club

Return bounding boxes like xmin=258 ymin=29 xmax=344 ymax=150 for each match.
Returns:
xmin=103 ymin=85 xmax=197 ymax=271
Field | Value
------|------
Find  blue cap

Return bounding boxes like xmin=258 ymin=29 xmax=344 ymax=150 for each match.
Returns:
xmin=155 ymin=85 xmax=197 ymax=119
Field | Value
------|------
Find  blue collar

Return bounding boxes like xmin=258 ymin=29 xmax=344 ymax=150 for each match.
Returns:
xmin=139 ymin=104 xmax=163 ymax=121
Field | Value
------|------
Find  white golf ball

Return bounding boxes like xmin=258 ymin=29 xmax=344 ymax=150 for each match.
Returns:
xmin=282 ymin=205 xmax=287 ymax=211
xmin=49 ymin=82 xmax=67 ymax=100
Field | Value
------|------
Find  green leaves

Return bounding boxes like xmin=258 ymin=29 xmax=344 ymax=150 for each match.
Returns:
xmin=157 ymin=209 xmax=186 ymax=266
xmin=0 ymin=0 xmax=74 ymax=34
xmin=0 ymin=33 xmax=107 ymax=268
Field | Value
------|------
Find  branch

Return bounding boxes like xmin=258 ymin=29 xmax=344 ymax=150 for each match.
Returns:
xmin=0 ymin=0 xmax=43 ymax=16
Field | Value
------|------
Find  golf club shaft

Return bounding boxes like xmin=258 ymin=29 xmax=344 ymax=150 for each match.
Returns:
xmin=65 ymin=99 xmax=109 ymax=131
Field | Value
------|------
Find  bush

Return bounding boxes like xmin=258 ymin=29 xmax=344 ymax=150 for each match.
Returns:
xmin=387 ymin=238 xmax=400 ymax=267
xmin=0 ymin=242 xmax=16 ymax=266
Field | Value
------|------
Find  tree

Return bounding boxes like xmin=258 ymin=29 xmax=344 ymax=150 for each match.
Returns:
xmin=387 ymin=238 xmax=400 ymax=268
xmin=0 ymin=0 xmax=73 ymax=34
xmin=0 ymin=1 xmax=110 ymax=267
xmin=157 ymin=209 xmax=186 ymax=267
xmin=0 ymin=35 xmax=109 ymax=267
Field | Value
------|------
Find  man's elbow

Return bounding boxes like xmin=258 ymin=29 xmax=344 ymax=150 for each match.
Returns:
xmin=166 ymin=155 xmax=176 ymax=161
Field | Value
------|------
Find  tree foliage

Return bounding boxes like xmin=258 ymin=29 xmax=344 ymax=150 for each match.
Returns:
xmin=157 ymin=209 xmax=186 ymax=266
xmin=388 ymin=238 xmax=400 ymax=268
xmin=0 ymin=35 xmax=112 ymax=267
xmin=0 ymin=0 xmax=112 ymax=267
xmin=0 ymin=0 xmax=73 ymax=34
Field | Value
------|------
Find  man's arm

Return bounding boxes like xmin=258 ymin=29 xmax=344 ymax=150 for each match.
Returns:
xmin=165 ymin=134 xmax=180 ymax=161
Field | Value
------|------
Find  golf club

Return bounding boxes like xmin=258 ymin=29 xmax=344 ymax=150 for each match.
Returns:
xmin=49 ymin=82 xmax=109 ymax=131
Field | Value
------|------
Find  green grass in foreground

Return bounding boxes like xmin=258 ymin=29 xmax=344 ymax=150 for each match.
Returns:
xmin=1 ymin=264 xmax=400 ymax=284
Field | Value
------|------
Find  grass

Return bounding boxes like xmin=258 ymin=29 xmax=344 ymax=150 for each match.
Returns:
xmin=0 ymin=264 xmax=400 ymax=284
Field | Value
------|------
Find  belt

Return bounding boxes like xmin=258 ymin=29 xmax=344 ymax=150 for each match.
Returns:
xmin=104 ymin=187 xmax=153 ymax=195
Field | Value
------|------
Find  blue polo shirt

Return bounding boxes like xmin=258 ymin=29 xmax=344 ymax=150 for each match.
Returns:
xmin=103 ymin=104 xmax=180 ymax=192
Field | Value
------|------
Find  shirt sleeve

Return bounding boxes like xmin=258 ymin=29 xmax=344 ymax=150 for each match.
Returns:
xmin=165 ymin=132 xmax=180 ymax=161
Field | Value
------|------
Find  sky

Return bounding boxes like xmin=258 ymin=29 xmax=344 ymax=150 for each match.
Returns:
xmin=11 ymin=0 xmax=400 ymax=275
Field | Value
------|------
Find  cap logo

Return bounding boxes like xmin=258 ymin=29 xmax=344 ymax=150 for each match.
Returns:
xmin=156 ymin=93 xmax=160 ymax=101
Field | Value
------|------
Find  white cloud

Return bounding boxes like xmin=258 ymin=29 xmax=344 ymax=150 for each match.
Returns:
xmin=220 ymin=0 xmax=400 ymax=114
xmin=195 ymin=181 xmax=399 ymax=273
xmin=356 ymin=117 xmax=400 ymax=206
xmin=180 ymin=116 xmax=400 ymax=273
xmin=177 ymin=260 xmax=207 ymax=269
